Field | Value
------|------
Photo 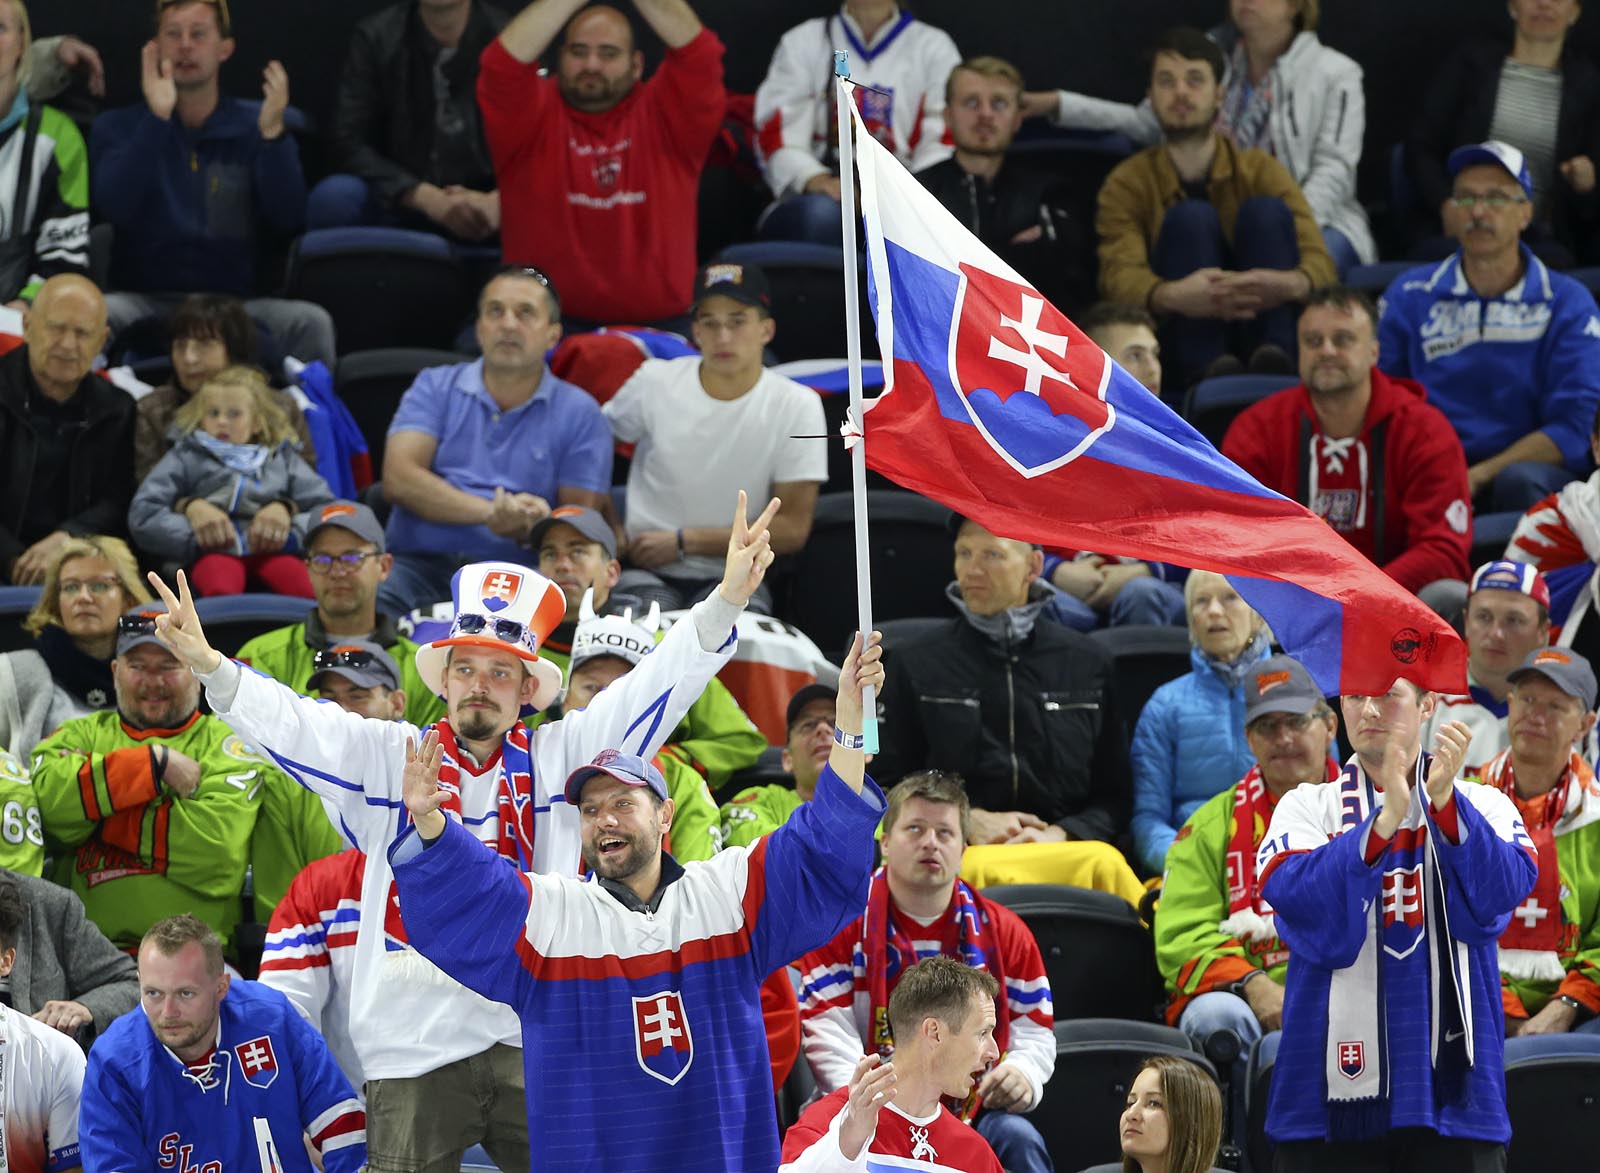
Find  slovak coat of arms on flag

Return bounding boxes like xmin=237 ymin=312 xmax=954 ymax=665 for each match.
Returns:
xmin=480 ymin=569 xmax=523 ymax=613
xmin=235 ymin=1034 xmax=280 ymax=1089
xmin=632 ymin=991 xmax=694 ymax=1085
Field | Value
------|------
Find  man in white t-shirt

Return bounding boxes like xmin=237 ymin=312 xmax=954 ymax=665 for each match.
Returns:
xmin=604 ymin=261 xmax=828 ymax=612
xmin=0 ymin=878 xmax=86 ymax=1173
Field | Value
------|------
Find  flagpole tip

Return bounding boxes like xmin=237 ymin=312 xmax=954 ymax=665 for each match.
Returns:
xmin=834 ymin=50 xmax=851 ymax=79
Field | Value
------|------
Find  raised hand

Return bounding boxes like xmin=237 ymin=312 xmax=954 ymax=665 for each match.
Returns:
xmin=57 ymin=36 xmax=107 ymax=98
xmin=1426 ymin=719 xmax=1471 ymax=808
xmin=403 ymin=730 xmax=448 ymax=840
xmin=718 ymin=491 xmax=780 ymax=607
xmin=838 ymin=1054 xmax=896 ymax=1160
xmin=145 ymin=570 xmax=223 ymax=674
xmin=141 ymin=41 xmax=176 ymax=121
xmin=834 ymin=630 xmax=883 ymax=735
xmin=259 ymin=60 xmax=290 ymax=140
xmin=1373 ymin=736 xmax=1414 ymax=839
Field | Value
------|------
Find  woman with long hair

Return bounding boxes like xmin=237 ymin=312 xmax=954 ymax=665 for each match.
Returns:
xmin=1120 ymin=1054 xmax=1225 ymax=1173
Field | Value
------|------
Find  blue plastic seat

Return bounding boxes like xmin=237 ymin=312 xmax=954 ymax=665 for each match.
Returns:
xmin=285 ymin=228 xmax=468 ymax=355
xmin=1182 ymin=373 xmax=1298 ymax=447
xmin=714 ymin=243 xmax=875 ymax=363
xmin=193 ymin=594 xmax=312 ymax=657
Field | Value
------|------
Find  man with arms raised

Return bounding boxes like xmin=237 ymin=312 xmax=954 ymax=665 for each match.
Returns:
xmin=145 ymin=492 xmax=781 ymax=1171
xmin=388 ymin=630 xmax=886 ymax=1170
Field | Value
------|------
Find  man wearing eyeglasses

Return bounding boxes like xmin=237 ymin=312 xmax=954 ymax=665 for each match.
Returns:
xmin=141 ymin=492 xmax=781 ymax=1173
xmin=1155 ymin=654 xmax=1338 ymax=1057
xmin=1422 ymin=560 xmax=1552 ymax=780
xmin=379 ymin=266 xmax=613 ymax=614
xmin=236 ymin=502 xmax=444 ymax=728
xmin=1378 ymin=140 xmax=1600 ymax=513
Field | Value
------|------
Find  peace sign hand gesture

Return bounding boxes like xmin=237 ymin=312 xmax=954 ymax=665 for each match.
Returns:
xmin=145 ymin=570 xmax=223 ymax=675
xmin=718 ymin=491 xmax=781 ymax=607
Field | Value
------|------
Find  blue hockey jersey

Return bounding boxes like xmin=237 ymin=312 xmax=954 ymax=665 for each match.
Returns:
xmin=389 ymin=762 xmax=885 ymax=1172
xmin=80 ymin=979 xmax=366 ymax=1173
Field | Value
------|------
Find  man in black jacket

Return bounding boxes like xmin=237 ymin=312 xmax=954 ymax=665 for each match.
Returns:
xmin=916 ymin=56 xmax=1089 ymax=310
xmin=1 ymin=274 xmax=134 ymax=586
xmin=874 ymin=515 xmax=1145 ymax=904
xmin=313 ymin=0 xmax=510 ymax=238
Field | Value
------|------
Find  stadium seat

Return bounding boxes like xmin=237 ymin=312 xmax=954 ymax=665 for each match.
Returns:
xmin=1244 ymin=1027 xmax=1281 ymax=1173
xmin=285 ymin=228 xmax=469 ymax=356
xmin=779 ymin=490 xmax=955 ymax=655
xmin=1471 ymin=510 xmax=1520 ymax=569
xmin=1182 ymin=374 xmax=1297 ymax=447
xmin=718 ymin=744 xmax=786 ymax=806
xmin=983 ymin=885 xmax=1165 ymax=1022
xmin=1088 ymin=624 xmax=1194 ymax=748
xmin=1041 ymin=1018 xmax=1215 ymax=1169
xmin=1343 ymin=260 xmax=1413 ymax=297
xmin=333 ymin=348 xmax=463 ymax=474
xmin=195 ymin=594 xmax=312 ymax=657
xmin=460 ymin=1145 xmax=500 ymax=1172
xmin=714 ymin=242 xmax=877 ymax=363
xmin=1504 ymin=1033 xmax=1600 ymax=1173
xmin=0 ymin=586 xmax=41 ymax=654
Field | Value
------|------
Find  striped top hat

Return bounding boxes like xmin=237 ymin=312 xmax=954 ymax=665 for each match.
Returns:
xmin=414 ymin=561 xmax=568 ymax=709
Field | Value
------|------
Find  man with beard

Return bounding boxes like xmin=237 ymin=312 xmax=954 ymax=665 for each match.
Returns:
xmin=479 ymin=0 xmax=724 ymax=328
xmin=31 ymin=602 xmax=282 ymax=951
xmin=1378 ymin=140 xmax=1600 ymax=512
xmin=238 ymin=502 xmax=443 ymax=727
xmin=1223 ymin=287 xmax=1472 ymax=594
xmin=80 ymin=914 xmax=365 ymax=1173
xmin=386 ymin=630 xmax=886 ymax=1172
xmin=796 ymin=771 xmax=1055 ymax=1173
xmin=143 ymin=493 xmax=782 ymax=1172
xmin=378 ymin=267 xmax=613 ymax=613
xmin=1097 ymin=26 xmax=1333 ymax=387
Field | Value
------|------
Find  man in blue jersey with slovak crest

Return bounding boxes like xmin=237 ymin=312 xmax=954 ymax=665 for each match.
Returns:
xmin=391 ymin=624 xmax=888 ymax=1173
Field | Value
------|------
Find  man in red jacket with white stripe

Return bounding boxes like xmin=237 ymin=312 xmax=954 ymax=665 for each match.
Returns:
xmin=480 ymin=0 xmax=725 ymax=329
xmin=1222 ymin=286 xmax=1472 ymax=595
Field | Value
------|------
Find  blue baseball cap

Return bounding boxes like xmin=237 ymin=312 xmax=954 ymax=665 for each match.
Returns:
xmin=1448 ymin=141 xmax=1534 ymax=199
xmin=563 ymin=749 xmax=669 ymax=805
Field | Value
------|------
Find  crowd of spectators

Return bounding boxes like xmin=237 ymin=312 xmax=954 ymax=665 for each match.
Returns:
xmin=5 ymin=0 xmax=1600 ymax=1170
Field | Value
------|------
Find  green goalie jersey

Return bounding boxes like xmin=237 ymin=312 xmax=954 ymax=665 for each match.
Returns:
xmin=0 ymin=749 xmax=44 ymax=876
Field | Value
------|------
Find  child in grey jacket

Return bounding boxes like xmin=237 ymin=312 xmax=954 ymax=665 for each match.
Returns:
xmin=129 ymin=366 xmax=334 ymax=597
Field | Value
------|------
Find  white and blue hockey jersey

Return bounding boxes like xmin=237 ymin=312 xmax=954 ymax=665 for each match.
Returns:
xmin=389 ymin=763 xmax=885 ymax=1172
xmin=79 ymin=979 xmax=365 ymax=1173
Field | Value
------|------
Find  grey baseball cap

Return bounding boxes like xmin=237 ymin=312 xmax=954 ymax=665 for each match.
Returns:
xmin=310 ymin=639 xmax=402 ymax=691
xmin=306 ymin=501 xmax=386 ymax=552
xmin=1507 ymin=647 xmax=1598 ymax=711
xmin=1244 ymin=654 xmax=1325 ymax=726
xmin=115 ymin=602 xmax=172 ymax=658
xmin=528 ymin=505 xmax=617 ymax=560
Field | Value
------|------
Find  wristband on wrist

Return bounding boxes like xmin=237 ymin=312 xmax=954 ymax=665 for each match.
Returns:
xmin=834 ymin=727 xmax=866 ymax=750
xmin=1557 ymin=994 xmax=1594 ymax=1022
xmin=676 ymin=528 xmax=685 ymax=557
xmin=1230 ymin=969 xmax=1266 ymax=998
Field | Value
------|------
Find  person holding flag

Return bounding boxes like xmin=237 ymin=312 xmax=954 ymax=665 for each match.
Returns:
xmin=138 ymin=491 xmax=781 ymax=1172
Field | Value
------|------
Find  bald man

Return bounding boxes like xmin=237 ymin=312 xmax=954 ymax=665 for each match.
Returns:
xmin=0 ymin=275 xmax=135 ymax=584
xmin=480 ymin=0 xmax=725 ymax=327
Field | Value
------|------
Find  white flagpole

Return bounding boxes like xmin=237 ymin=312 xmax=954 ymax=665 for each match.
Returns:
xmin=833 ymin=52 xmax=878 ymax=753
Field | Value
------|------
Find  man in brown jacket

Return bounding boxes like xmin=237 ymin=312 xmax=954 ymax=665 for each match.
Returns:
xmin=1096 ymin=27 xmax=1334 ymax=389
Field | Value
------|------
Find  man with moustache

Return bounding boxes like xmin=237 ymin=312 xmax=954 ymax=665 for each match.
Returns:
xmin=143 ymin=493 xmax=782 ymax=1171
xmin=1223 ymin=287 xmax=1472 ymax=595
xmin=796 ymin=771 xmax=1055 ymax=1173
xmin=379 ymin=267 xmax=613 ymax=613
xmin=1097 ymin=26 xmax=1333 ymax=386
xmin=31 ymin=602 xmax=278 ymax=951
xmin=387 ymin=633 xmax=887 ymax=1172
xmin=1257 ymin=675 xmax=1537 ymax=1169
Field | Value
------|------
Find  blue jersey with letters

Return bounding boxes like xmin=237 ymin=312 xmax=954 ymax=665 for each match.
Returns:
xmin=79 ymin=980 xmax=365 ymax=1173
xmin=389 ymin=762 xmax=885 ymax=1172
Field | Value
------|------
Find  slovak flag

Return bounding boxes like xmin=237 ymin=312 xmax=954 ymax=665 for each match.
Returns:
xmin=850 ymin=97 xmax=1466 ymax=696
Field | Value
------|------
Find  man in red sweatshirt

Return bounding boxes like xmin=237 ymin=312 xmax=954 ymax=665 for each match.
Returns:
xmin=1222 ymin=286 xmax=1472 ymax=594
xmin=479 ymin=0 xmax=725 ymax=327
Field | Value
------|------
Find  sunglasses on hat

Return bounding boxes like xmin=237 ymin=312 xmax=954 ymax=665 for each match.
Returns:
xmin=312 ymin=646 xmax=383 ymax=673
xmin=451 ymin=613 xmax=530 ymax=645
xmin=118 ymin=613 xmax=161 ymax=638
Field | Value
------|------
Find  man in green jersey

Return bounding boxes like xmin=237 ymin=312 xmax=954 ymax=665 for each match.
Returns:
xmin=720 ymin=681 xmax=834 ymax=848
xmin=236 ymin=501 xmax=445 ymax=728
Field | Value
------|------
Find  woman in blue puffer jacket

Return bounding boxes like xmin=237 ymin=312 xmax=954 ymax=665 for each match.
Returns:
xmin=1130 ymin=570 xmax=1269 ymax=874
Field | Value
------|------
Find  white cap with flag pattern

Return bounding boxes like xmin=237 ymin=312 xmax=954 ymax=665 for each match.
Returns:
xmin=414 ymin=561 xmax=568 ymax=708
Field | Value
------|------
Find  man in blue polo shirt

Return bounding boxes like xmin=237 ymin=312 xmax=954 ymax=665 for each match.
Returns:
xmin=379 ymin=266 xmax=615 ymax=612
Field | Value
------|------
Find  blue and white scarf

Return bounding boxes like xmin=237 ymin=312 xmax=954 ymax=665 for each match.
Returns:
xmin=192 ymin=431 xmax=272 ymax=477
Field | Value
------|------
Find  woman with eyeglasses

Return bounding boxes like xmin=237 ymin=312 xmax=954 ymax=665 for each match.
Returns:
xmin=1129 ymin=571 xmax=1270 ymax=876
xmin=0 ymin=535 xmax=152 ymax=757
xmin=1118 ymin=1054 xmax=1224 ymax=1173
xmin=1408 ymin=0 xmax=1600 ymax=265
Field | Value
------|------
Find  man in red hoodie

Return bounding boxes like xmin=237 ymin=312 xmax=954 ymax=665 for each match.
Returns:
xmin=1222 ymin=286 xmax=1472 ymax=594
xmin=479 ymin=0 xmax=725 ymax=328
